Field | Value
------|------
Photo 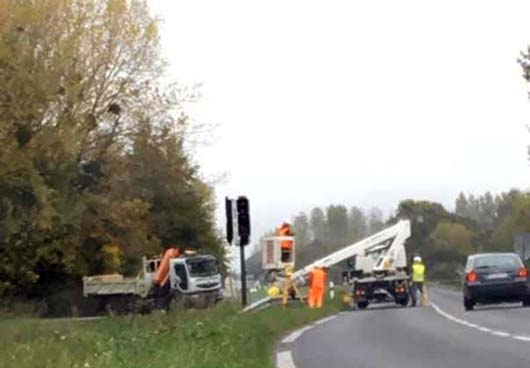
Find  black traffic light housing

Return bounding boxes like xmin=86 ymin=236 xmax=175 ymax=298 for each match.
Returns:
xmin=236 ymin=196 xmax=250 ymax=246
xmin=225 ymin=197 xmax=233 ymax=244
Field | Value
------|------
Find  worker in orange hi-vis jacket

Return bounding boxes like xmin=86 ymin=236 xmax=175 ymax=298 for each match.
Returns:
xmin=276 ymin=219 xmax=294 ymax=262
xmin=307 ymin=264 xmax=327 ymax=308
xmin=153 ymin=247 xmax=182 ymax=309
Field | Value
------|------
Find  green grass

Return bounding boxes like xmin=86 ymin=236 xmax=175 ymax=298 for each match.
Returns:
xmin=0 ymin=298 xmax=343 ymax=368
xmin=249 ymin=288 xmax=269 ymax=303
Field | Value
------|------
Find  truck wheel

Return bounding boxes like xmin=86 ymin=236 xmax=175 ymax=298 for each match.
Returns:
xmin=206 ymin=293 xmax=217 ymax=308
xmin=169 ymin=293 xmax=185 ymax=311
xmin=105 ymin=302 xmax=116 ymax=317
xmin=265 ymin=270 xmax=278 ymax=283
xmin=357 ymin=301 xmax=369 ymax=310
xmin=198 ymin=294 xmax=216 ymax=309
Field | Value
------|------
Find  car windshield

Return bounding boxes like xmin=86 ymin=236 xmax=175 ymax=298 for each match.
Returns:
xmin=186 ymin=258 xmax=218 ymax=277
xmin=473 ymin=255 xmax=522 ymax=270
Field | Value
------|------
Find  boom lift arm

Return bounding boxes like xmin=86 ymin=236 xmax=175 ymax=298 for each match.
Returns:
xmin=291 ymin=219 xmax=411 ymax=284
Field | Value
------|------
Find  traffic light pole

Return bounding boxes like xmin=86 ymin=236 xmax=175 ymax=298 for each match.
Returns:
xmin=225 ymin=196 xmax=250 ymax=308
xmin=240 ymin=244 xmax=248 ymax=307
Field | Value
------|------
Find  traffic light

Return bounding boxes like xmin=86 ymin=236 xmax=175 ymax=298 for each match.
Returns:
xmin=236 ymin=196 xmax=250 ymax=246
xmin=225 ymin=197 xmax=233 ymax=244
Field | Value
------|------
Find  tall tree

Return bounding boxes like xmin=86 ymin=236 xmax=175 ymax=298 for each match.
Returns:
xmin=367 ymin=207 xmax=384 ymax=234
xmin=0 ymin=0 xmax=223 ymax=299
xmin=493 ymin=192 xmax=530 ymax=251
xmin=432 ymin=221 xmax=475 ymax=258
xmin=348 ymin=206 xmax=367 ymax=243
xmin=455 ymin=192 xmax=468 ymax=217
xmin=466 ymin=194 xmax=481 ymax=222
xmin=292 ymin=212 xmax=310 ymax=247
xmin=309 ymin=207 xmax=326 ymax=242
xmin=326 ymin=205 xmax=348 ymax=246
xmin=478 ymin=192 xmax=497 ymax=229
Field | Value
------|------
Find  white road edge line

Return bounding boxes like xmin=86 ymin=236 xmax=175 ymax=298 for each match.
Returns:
xmin=282 ymin=325 xmax=314 ymax=344
xmin=282 ymin=315 xmax=338 ymax=344
xmin=513 ymin=335 xmax=530 ymax=342
xmin=314 ymin=315 xmax=337 ymax=325
xmin=277 ymin=350 xmax=296 ymax=368
xmin=431 ymin=302 xmax=530 ymax=342
xmin=491 ymin=331 xmax=510 ymax=337
xmin=278 ymin=315 xmax=339 ymax=367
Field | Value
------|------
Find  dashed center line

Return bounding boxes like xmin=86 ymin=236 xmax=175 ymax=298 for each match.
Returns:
xmin=431 ymin=302 xmax=530 ymax=343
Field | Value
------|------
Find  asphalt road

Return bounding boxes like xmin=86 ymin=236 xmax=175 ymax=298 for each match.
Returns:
xmin=288 ymin=287 xmax=530 ymax=368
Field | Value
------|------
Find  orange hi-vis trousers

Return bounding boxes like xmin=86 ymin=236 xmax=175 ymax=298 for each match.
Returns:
xmin=308 ymin=287 xmax=324 ymax=308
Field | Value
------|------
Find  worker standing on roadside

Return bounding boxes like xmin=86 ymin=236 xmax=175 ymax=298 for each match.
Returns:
xmin=410 ymin=256 xmax=426 ymax=307
xmin=307 ymin=264 xmax=327 ymax=308
xmin=277 ymin=219 xmax=294 ymax=262
xmin=153 ymin=247 xmax=183 ymax=309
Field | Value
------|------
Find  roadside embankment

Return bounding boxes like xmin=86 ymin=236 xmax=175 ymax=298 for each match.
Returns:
xmin=0 ymin=297 xmax=344 ymax=368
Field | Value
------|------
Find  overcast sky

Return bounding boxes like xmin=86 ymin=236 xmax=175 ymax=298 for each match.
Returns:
xmin=150 ymin=1 xmax=530 ymax=254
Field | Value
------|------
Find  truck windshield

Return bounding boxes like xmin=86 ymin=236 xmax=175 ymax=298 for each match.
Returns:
xmin=186 ymin=258 xmax=218 ymax=277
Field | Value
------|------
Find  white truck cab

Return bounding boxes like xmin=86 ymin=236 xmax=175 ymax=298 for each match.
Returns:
xmin=170 ymin=255 xmax=222 ymax=294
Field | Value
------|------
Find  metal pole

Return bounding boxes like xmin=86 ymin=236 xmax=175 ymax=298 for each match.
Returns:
xmin=240 ymin=245 xmax=248 ymax=307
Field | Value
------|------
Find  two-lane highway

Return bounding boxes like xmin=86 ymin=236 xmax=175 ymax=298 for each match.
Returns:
xmin=282 ymin=288 xmax=530 ymax=368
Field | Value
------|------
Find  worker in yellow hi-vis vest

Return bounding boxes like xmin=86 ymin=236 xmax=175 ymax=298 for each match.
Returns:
xmin=410 ymin=256 xmax=427 ymax=307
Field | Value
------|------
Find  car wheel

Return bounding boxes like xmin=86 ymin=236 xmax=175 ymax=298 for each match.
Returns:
xmin=522 ymin=298 xmax=530 ymax=307
xmin=464 ymin=298 xmax=474 ymax=311
xmin=357 ymin=301 xmax=369 ymax=310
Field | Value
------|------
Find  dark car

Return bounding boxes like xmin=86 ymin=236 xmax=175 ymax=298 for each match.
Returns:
xmin=463 ymin=253 xmax=530 ymax=311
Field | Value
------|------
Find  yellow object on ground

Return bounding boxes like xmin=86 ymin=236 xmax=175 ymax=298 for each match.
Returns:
xmin=421 ymin=285 xmax=429 ymax=307
xmin=267 ymin=286 xmax=280 ymax=298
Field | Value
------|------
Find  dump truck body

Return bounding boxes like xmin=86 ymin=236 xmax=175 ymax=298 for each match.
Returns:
xmin=82 ymin=275 xmax=151 ymax=298
xmin=83 ymin=253 xmax=222 ymax=314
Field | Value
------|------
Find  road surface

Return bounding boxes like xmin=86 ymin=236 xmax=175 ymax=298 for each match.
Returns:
xmin=279 ymin=287 xmax=530 ymax=368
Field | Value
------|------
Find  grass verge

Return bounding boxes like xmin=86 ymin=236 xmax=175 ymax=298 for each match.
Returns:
xmin=0 ymin=297 xmax=343 ymax=368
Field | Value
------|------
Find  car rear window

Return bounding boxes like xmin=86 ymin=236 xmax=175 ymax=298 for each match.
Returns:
xmin=473 ymin=255 xmax=522 ymax=269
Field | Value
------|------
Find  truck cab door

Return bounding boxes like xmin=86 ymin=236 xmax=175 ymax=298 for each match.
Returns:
xmin=172 ymin=263 xmax=188 ymax=291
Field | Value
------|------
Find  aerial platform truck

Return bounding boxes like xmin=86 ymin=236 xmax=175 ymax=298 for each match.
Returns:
xmin=249 ymin=219 xmax=412 ymax=311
